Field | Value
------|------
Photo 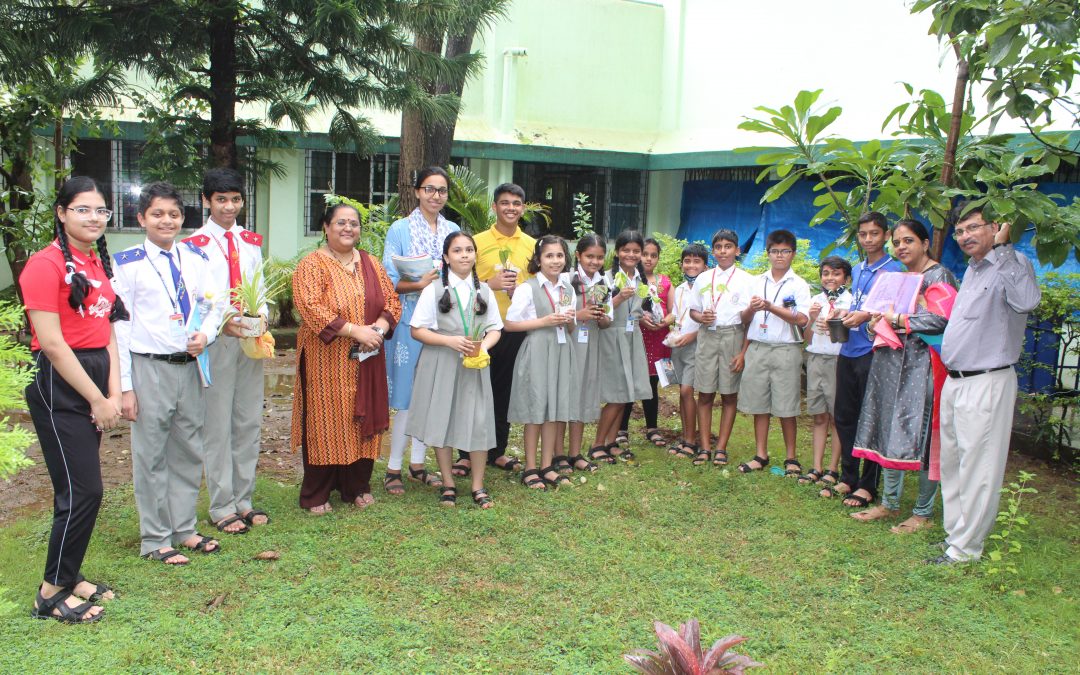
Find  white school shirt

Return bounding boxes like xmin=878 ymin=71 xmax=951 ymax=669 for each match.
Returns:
xmin=687 ymin=265 xmax=753 ymax=327
xmin=746 ymin=268 xmax=812 ymax=344
xmin=186 ymin=218 xmax=265 ymax=322
xmin=671 ymin=280 xmax=700 ymax=336
xmin=574 ymin=266 xmax=614 ymax=321
xmin=805 ymin=289 xmax=853 ymax=356
xmin=411 ymin=272 xmax=503 ymax=333
xmin=506 ymin=272 xmax=577 ymax=322
xmin=113 ymin=238 xmax=225 ymax=391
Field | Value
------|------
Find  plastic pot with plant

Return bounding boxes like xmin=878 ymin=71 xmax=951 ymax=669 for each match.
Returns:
xmin=223 ymin=261 xmax=289 ymax=338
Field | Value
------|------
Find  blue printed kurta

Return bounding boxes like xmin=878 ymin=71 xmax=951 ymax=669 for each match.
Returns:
xmin=382 ymin=214 xmax=459 ymax=409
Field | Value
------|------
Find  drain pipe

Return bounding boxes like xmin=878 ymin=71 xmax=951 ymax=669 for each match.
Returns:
xmin=500 ymin=48 xmax=527 ymax=133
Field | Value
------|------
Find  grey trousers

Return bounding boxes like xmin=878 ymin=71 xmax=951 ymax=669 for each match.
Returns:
xmin=131 ymin=356 xmax=205 ymax=555
xmin=939 ymin=368 xmax=1017 ymax=562
xmin=204 ymin=335 xmax=264 ymax=522
xmin=881 ymin=468 xmax=938 ymax=517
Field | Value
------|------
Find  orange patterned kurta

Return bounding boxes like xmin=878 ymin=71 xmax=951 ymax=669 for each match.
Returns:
xmin=290 ymin=249 xmax=402 ymax=465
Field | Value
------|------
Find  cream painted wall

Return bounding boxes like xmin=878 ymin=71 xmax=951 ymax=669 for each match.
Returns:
xmin=645 ymin=169 xmax=684 ymax=236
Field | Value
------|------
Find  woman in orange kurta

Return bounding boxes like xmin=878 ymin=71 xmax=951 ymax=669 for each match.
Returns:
xmin=291 ymin=204 xmax=402 ymax=513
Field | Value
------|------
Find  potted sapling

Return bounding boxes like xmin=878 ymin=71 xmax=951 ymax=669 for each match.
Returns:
xmin=585 ymin=280 xmax=612 ymax=315
xmin=222 ymin=261 xmax=289 ymax=339
xmin=462 ymin=322 xmax=497 ymax=368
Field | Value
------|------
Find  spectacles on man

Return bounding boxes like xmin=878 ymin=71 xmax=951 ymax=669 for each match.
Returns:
xmin=767 ymin=248 xmax=794 ymax=256
xmin=67 ymin=207 xmax=113 ymax=221
xmin=952 ymin=221 xmax=988 ymax=239
xmin=420 ymin=185 xmax=449 ymax=197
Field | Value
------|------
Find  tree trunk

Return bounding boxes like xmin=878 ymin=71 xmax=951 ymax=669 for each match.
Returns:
xmin=207 ymin=0 xmax=238 ymax=169
xmin=933 ymin=37 xmax=970 ymax=261
xmin=424 ymin=26 xmax=478 ymax=168
xmin=53 ymin=116 xmax=64 ymax=194
xmin=397 ymin=32 xmax=444 ymax=215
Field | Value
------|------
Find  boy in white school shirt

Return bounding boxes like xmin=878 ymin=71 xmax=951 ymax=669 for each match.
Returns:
xmin=735 ymin=229 xmax=811 ymax=475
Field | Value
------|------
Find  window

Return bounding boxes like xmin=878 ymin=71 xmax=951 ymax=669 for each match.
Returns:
xmin=512 ymin=162 xmax=647 ymax=239
xmin=69 ymin=140 xmax=255 ymax=231
xmin=305 ymin=150 xmax=399 ymax=234
xmin=607 ymin=169 xmax=647 ymax=237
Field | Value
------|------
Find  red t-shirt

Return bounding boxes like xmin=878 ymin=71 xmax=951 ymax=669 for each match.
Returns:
xmin=20 ymin=241 xmax=115 ymax=351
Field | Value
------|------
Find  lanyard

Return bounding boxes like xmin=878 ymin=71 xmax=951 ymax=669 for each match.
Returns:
xmin=852 ymin=260 xmax=885 ymax=310
xmin=143 ymin=245 xmax=181 ymax=313
xmin=709 ymin=266 xmax=738 ymax=310
xmin=576 ymin=268 xmax=595 ymax=306
xmin=452 ymin=285 xmax=474 ymax=337
xmin=542 ymin=282 xmax=567 ymax=314
xmin=761 ymin=276 xmax=789 ymax=325
xmin=674 ymin=286 xmax=692 ymax=327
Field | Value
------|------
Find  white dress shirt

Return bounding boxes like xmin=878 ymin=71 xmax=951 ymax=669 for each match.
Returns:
xmin=671 ymin=280 xmax=701 ymax=336
xmin=411 ymin=271 xmax=504 ymax=333
xmin=805 ymin=289 xmax=853 ymax=355
xmin=747 ymin=268 xmax=812 ymax=344
xmin=687 ymin=265 xmax=754 ymax=327
xmin=188 ymin=218 xmax=265 ymax=320
xmin=113 ymin=239 xmax=225 ymax=391
xmin=507 ymin=273 xmax=577 ymax=322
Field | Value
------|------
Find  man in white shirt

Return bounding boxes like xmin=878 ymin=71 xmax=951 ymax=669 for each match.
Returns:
xmin=736 ymin=229 xmax=811 ymax=475
xmin=115 ymin=182 xmax=225 ymax=564
xmin=183 ymin=168 xmax=268 ymax=534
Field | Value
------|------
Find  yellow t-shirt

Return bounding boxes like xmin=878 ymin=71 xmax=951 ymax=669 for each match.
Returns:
xmin=474 ymin=225 xmax=536 ymax=319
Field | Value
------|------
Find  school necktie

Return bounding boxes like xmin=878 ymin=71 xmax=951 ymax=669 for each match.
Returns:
xmin=161 ymin=250 xmax=191 ymax=321
xmin=223 ymin=230 xmax=242 ymax=308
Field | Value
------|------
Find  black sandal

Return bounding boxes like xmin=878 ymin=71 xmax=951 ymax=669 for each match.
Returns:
xmin=451 ymin=461 xmax=471 ymax=477
xmin=492 ymin=456 xmax=523 ymax=472
xmin=521 ymin=469 xmax=547 ymax=491
xmin=645 ymin=428 xmax=665 ymax=446
xmin=615 ymin=430 xmax=629 ymax=447
xmin=610 ymin=443 xmax=636 ymax=461
xmin=214 ymin=515 xmax=250 ymax=534
xmin=569 ymin=454 xmax=598 ymax=473
xmin=383 ymin=471 xmax=405 ymax=495
xmin=737 ymin=455 xmax=770 ymax=473
xmin=820 ymin=470 xmax=839 ymax=486
xmin=712 ymin=450 xmax=728 ymax=466
xmin=668 ymin=441 xmax=695 ymax=458
xmin=241 ymin=509 xmax=271 ymax=526
xmin=408 ymin=466 xmax=443 ymax=488
xmin=472 ymin=488 xmax=493 ymax=508
xmin=541 ymin=466 xmax=572 ymax=488
xmin=692 ymin=446 xmax=711 ymax=466
xmin=31 ymin=588 xmax=102 ymax=624
xmin=588 ymin=445 xmax=616 ymax=464
xmin=783 ymin=459 xmax=803 ymax=477
xmin=72 ymin=573 xmax=113 ymax=603
xmin=552 ymin=455 xmax=573 ymax=474
xmin=141 ymin=548 xmax=189 ymax=565
xmin=798 ymin=469 xmax=824 ymax=485
xmin=181 ymin=535 xmax=220 ymax=555
xmin=438 ymin=486 xmax=457 ymax=506
xmin=844 ymin=492 xmax=873 ymax=508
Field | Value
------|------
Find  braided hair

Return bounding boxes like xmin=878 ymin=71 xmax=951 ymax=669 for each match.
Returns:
xmin=55 ymin=176 xmax=129 ymax=322
xmin=437 ymin=231 xmax=488 ymax=315
xmin=608 ymin=229 xmax=650 ymax=311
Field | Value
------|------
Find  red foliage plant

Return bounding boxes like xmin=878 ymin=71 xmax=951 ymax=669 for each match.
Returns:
xmin=624 ymin=620 xmax=763 ymax=675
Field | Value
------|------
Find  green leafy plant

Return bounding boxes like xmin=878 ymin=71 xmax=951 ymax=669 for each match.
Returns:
xmin=625 ymin=620 xmax=762 ymax=674
xmin=572 ymin=192 xmax=594 ymax=238
xmin=445 ymin=164 xmax=550 ymax=234
xmin=224 ymin=260 xmax=289 ymax=324
xmin=745 ymin=238 xmax=824 ymax=293
xmin=985 ymin=470 xmax=1038 ymax=590
xmin=0 ymin=302 xmax=34 ymax=481
xmin=651 ymin=232 xmax=692 ymax=288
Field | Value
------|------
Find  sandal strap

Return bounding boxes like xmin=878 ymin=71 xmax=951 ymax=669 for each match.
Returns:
xmin=568 ymin=454 xmax=598 ymax=471
xmin=384 ymin=471 xmax=404 ymax=485
xmin=438 ymin=486 xmax=457 ymax=502
xmin=783 ymin=459 xmax=801 ymax=468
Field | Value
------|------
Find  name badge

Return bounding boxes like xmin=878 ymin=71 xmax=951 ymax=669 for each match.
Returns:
xmin=708 ymin=323 xmax=717 ymax=331
xmin=169 ymin=313 xmax=186 ymax=338
xmin=577 ymin=326 xmax=589 ymax=343
xmin=758 ymin=322 xmax=769 ymax=338
xmin=625 ymin=318 xmax=635 ymax=333
xmin=556 ymin=326 xmax=567 ymax=344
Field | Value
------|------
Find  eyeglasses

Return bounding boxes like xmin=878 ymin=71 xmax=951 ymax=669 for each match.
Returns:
xmin=420 ymin=185 xmax=449 ymax=197
xmin=332 ymin=219 xmax=361 ymax=230
xmin=67 ymin=207 xmax=113 ymax=221
xmin=952 ymin=222 xmax=988 ymax=239
xmin=767 ymin=249 xmax=794 ymax=256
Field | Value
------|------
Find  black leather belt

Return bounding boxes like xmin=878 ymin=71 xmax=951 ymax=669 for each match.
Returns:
xmin=947 ymin=365 xmax=1011 ymax=379
xmin=134 ymin=352 xmax=197 ymax=364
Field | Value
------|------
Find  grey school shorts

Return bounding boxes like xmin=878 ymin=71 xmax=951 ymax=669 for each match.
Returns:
xmin=671 ymin=339 xmax=696 ymax=387
xmin=693 ymin=324 xmax=745 ymax=395
xmin=737 ymin=341 xmax=803 ymax=418
xmin=804 ymin=352 xmax=838 ymax=415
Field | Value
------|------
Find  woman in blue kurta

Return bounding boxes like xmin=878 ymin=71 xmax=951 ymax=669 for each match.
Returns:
xmin=381 ymin=167 xmax=459 ymax=495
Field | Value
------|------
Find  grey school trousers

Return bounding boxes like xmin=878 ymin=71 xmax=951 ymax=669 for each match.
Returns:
xmin=130 ymin=355 xmax=205 ymax=555
xmin=204 ymin=335 xmax=264 ymax=522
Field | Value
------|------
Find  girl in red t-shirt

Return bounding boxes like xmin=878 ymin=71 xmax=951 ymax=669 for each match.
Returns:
xmin=21 ymin=176 xmax=128 ymax=624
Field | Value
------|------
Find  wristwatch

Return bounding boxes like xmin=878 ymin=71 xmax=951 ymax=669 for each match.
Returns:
xmin=371 ymin=325 xmax=385 ymax=337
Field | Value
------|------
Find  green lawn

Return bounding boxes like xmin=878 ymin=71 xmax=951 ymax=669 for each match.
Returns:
xmin=0 ymin=415 xmax=1076 ymax=673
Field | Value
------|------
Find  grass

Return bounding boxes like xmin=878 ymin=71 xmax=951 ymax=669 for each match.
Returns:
xmin=0 ymin=414 xmax=1077 ymax=673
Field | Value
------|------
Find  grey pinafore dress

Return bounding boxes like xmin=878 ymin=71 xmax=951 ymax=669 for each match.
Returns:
xmin=570 ymin=274 xmax=604 ymax=423
xmin=507 ymin=276 xmax=578 ymax=424
xmin=405 ymin=280 xmax=496 ymax=452
xmin=597 ymin=271 xmax=651 ymax=404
